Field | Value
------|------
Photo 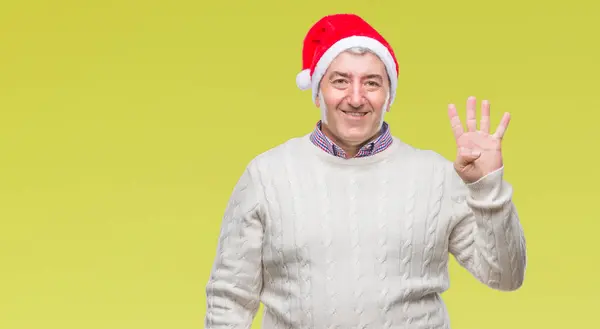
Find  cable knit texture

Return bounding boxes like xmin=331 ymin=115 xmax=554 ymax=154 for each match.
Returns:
xmin=205 ymin=134 xmax=527 ymax=329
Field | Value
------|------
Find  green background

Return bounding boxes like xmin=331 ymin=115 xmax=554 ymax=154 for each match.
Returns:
xmin=1 ymin=1 xmax=597 ymax=328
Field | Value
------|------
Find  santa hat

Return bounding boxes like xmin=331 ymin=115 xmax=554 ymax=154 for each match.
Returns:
xmin=296 ymin=14 xmax=399 ymax=105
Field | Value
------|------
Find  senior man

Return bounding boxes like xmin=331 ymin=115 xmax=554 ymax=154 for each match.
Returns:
xmin=204 ymin=13 xmax=526 ymax=329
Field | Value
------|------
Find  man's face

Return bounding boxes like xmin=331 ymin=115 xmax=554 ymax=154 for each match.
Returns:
xmin=316 ymin=50 xmax=390 ymax=148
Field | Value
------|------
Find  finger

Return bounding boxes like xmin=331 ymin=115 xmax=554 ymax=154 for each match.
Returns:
xmin=493 ymin=112 xmax=511 ymax=139
xmin=458 ymin=147 xmax=482 ymax=159
xmin=466 ymin=96 xmax=477 ymax=132
xmin=447 ymin=103 xmax=464 ymax=141
xmin=480 ymin=100 xmax=490 ymax=134
xmin=456 ymin=147 xmax=482 ymax=166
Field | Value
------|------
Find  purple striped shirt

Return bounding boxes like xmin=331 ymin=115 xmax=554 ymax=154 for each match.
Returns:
xmin=309 ymin=120 xmax=394 ymax=158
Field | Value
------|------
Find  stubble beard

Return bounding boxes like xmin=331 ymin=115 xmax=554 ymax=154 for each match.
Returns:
xmin=318 ymin=90 xmax=390 ymax=129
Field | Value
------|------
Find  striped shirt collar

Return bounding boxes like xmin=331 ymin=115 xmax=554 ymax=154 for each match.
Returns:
xmin=309 ymin=120 xmax=393 ymax=158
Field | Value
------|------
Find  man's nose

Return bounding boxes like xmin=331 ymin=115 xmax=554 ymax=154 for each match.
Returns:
xmin=347 ymin=82 xmax=365 ymax=108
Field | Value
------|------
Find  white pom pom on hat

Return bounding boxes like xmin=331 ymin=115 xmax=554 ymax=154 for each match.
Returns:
xmin=296 ymin=69 xmax=311 ymax=90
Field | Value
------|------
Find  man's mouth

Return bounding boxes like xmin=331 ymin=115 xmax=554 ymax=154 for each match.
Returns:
xmin=341 ymin=110 xmax=368 ymax=117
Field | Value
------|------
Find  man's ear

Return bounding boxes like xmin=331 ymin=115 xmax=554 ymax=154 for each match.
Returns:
xmin=385 ymin=90 xmax=392 ymax=112
xmin=315 ymin=87 xmax=321 ymax=108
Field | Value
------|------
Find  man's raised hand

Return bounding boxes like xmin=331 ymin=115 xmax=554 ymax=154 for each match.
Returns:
xmin=447 ymin=96 xmax=511 ymax=184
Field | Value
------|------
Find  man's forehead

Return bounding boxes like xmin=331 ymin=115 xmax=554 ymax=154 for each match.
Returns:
xmin=326 ymin=53 xmax=387 ymax=77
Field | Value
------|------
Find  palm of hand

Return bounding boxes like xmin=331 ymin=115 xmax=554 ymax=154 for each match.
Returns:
xmin=448 ymin=96 xmax=511 ymax=184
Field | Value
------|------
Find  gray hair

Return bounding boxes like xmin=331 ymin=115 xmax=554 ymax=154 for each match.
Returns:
xmin=343 ymin=47 xmax=374 ymax=55
xmin=341 ymin=47 xmax=392 ymax=87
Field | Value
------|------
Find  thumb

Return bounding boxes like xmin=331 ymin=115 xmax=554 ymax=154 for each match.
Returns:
xmin=456 ymin=147 xmax=481 ymax=166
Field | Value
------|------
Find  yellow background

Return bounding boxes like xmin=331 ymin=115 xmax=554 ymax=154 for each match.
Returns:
xmin=1 ymin=0 xmax=597 ymax=328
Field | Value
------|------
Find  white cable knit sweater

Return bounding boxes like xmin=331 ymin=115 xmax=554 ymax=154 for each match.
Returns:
xmin=204 ymin=134 xmax=527 ymax=329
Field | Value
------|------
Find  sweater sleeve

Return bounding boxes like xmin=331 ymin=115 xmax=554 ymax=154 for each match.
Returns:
xmin=204 ymin=164 xmax=264 ymax=328
xmin=446 ymin=164 xmax=527 ymax=291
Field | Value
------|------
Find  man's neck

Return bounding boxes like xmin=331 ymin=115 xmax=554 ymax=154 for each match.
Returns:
xmin=320 ymin=123 xmax=382 ymax=158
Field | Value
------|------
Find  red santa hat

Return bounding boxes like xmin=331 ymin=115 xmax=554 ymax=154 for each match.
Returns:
xmin=296 ymin=14 xmax=400 ymax=105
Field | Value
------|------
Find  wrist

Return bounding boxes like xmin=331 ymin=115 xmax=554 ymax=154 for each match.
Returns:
xmin=466 ymin=166 xmax=504 ymax=201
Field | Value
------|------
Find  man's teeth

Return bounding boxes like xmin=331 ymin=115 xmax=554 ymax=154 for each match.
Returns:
xmin=343 ymin=111 xmax=367 ymax=117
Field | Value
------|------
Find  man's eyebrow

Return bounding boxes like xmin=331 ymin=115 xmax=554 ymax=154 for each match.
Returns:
xmin=329 ymin=71 xmax=350 ymax=78
xmin=363 ymin=74 xmax=384 ymax=80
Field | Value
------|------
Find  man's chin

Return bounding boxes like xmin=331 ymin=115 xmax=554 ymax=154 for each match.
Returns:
xmin=337 ymin=127 xmax=373 ymax=144
xmin=323 ymin=117 xmax=380 ymax=143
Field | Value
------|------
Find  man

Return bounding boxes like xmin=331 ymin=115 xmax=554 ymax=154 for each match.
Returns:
xmin=204 ymin=13 xmax=526 ymax=329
